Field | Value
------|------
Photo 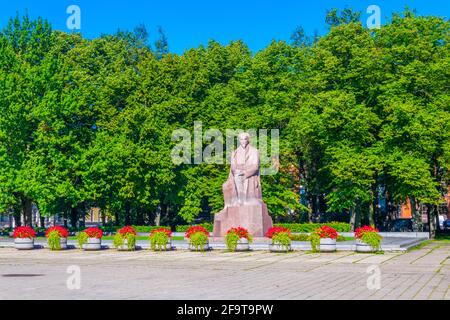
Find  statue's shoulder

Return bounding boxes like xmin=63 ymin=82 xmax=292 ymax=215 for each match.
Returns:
xmin=248 ymin=145 xmax=259 ymax=155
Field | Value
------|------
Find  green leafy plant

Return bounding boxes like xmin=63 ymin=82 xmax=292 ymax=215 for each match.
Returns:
xmin=114 ymin=233 xmax=136 ymax=250
xmin=309 ymin=233 xmax=320 ymax=252
xmin=355 ymin=226 xmax=382 ymax=251
xmin=360 ymin=232 xmax=382 ymax=251
xmin=45 ymin=226 xmax=68 ymax=251
xmin=225 ymin=227 xmax=253 ymax=252
xmin=77 ymin=227 xmax=103 ymax=249
xmin=272 ymin=232 xmax=292 ymax=252
xmin=114 ymin=226 xmax=137 ymax=250
xmin=185 ymin=226 xmax=209 ymax=251
xmin=149 ymin=228 xmax=172 ymax=251
xmin=266 ymin=226 xmax=292 ymax=252
xmin=77 ymin=232 xmax=88 ymax=249
xmin=47 ymin=231 xmax=62 ymax=250
xmin=189 ymin=232 xmax=209 ymax=251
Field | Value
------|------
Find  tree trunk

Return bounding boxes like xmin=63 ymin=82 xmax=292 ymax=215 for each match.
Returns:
xmin=12 ymin=202 xmax=21 ymax=227
xmin=355 ymin=201 xmax=362 ymax=229
xmin=350 ymin=208 xmax=356 ymax=231
xmin=311 ymin=194 xmax=319 ymax=222
xmin=80 ymin=215 xmax=85 ymax=229
xmin=63 ymin=208 xmax=68 ymax=228
xmin=435 ymin=207 xmax=441 ymax=233
xmin=154 ymin=205 xmax=161 ymax=226
xmin=368 ymin=202 xmax=375 ymax=227
xmin=370 ymin=181 xmax=378 ymax=228
xmin=124 ymin=201 xmax=131 ymax=225
xmin=70 ymin=206 xmax=78 ymax=229
xmin=136 ymin=207 xmax=145 ymax=225
xmin=21 ymin=197 xmax=33 ymax=227
xmin=411 ymin=197 xmax=422 ymax=232
xmin=427 ymin=204 xmax=437 ymax=239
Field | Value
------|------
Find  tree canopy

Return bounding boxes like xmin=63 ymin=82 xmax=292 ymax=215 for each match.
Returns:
xmin=0 ymin=10 xmax=448 ymax=235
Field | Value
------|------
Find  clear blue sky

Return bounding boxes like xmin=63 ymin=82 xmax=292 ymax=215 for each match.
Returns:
xmin=0 ymin=0 xmax=448 ymax=54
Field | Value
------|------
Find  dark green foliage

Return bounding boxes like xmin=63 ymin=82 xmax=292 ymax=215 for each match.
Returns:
xmin=176 ymin=223 xmax=213 ymax=232
xmin=275 ymin=222 xmax=351 ymax=233
xmin=0 ymin=10 xmax=448 ymax=237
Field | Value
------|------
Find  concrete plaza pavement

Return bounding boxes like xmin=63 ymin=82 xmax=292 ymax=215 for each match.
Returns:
xmin=0 ymin=241 xmax=448 ymax=300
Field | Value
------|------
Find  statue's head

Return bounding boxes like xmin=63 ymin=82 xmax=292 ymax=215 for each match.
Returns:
xmin=238 ymin=132 xmax=250 ymax=148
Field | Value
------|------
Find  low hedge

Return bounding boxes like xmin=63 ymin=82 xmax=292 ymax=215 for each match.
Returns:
xmin=4 ymin=222 xmax=350 ymax=235
xmin=132 ymin=225 xmax=171 ymax=233
xmin=174 ymin=222 xmax=350 ymax=233
xmin=274 ymin=222 xmax=351 ymax=233
xmin=176 ymin=223 xmax=214 ymax=232
xmin=100 ymin=225 xmax=171 ymax=233
xmin=291 ymin=234 xmax=347 ymax=242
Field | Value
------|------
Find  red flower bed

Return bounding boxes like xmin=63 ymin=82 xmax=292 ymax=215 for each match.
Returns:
xmin=45 ymin=226 xmax=69 ymax=238
xmin=315 ymin=225 xmax=338 ymax=239
xmin=265 ymin=226 xmax=291 ymax=238
xmin=13 ymin=226 xmax=36 ymax=239
xmin=150 ymin=228 xmax=172 ymax=237
xmin=118 ymin=226 xmax=137 ymax=236
xmin=355 ymin=226 xmax=379 ymax=239
xmin=185 ymin=225 xmax=209 ymax=239
xmin=227 ymin=227 xmax=251 ymax=239
xmin=84 ymin=227 xmax=103 ymax=239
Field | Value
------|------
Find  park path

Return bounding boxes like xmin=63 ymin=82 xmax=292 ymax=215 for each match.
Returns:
xmin=0 ymin=241 xmax=448 ymax=300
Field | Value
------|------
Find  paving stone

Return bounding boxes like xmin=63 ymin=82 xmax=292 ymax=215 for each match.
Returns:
xmin=0 ymin=243 xmax=448 ymax=300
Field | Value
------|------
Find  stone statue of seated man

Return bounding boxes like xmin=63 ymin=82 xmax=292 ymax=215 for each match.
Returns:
xmin=213 ymin=132 xmax=273 ymax=237
xmin=222 ymin=132 xmax=262 ymax=207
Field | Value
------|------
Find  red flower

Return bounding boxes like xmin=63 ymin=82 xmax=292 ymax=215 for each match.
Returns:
xmin=84 ymin=227 xmax=103 ymax=239
xmin=118 ymin=226 xmax=137 ymax=236
xmin=227 ymin=227 xmax=251 ymax=239
xmin=265 ymin=226 xmax=292 ymax=239
xmin=45 ymin=226 xmax=69 ymax=238
xmin=150 ymin=228 xmax=172 ymax=237
xmin=13 ymin=226 xmax=36 ymax=239
xmin=185 ymin=226 xmax=209 ymax=239
xmin=355 ymin=225 xmax=379 ymax=239
xmin=315 ymin=225 xmax=338 ymax=239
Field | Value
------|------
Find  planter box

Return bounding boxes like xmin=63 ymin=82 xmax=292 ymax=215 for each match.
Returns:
xmin=117 ymin=239 xmax=136 ymax=251
xmin=188 ymin=242 xmax=210 ymax=251
xmin=319 ymin=238 xmax=336 ymax=252
xmin=234 ymin=238 xmax=250 ymax=251
xmin=151 ymin=239 xmax=173 ymax=251
xmin=269 ymin=243 xmax=291 ymax=252
xmin=14 ymin=238 xmax=34 ymax=250
xmin=355 ymin=239 xmax=377 ymax=253
xmin=48 ymin=237 xmax=67 ymax=250
xmin=82 ymin=238 xmax=102 ymax=251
